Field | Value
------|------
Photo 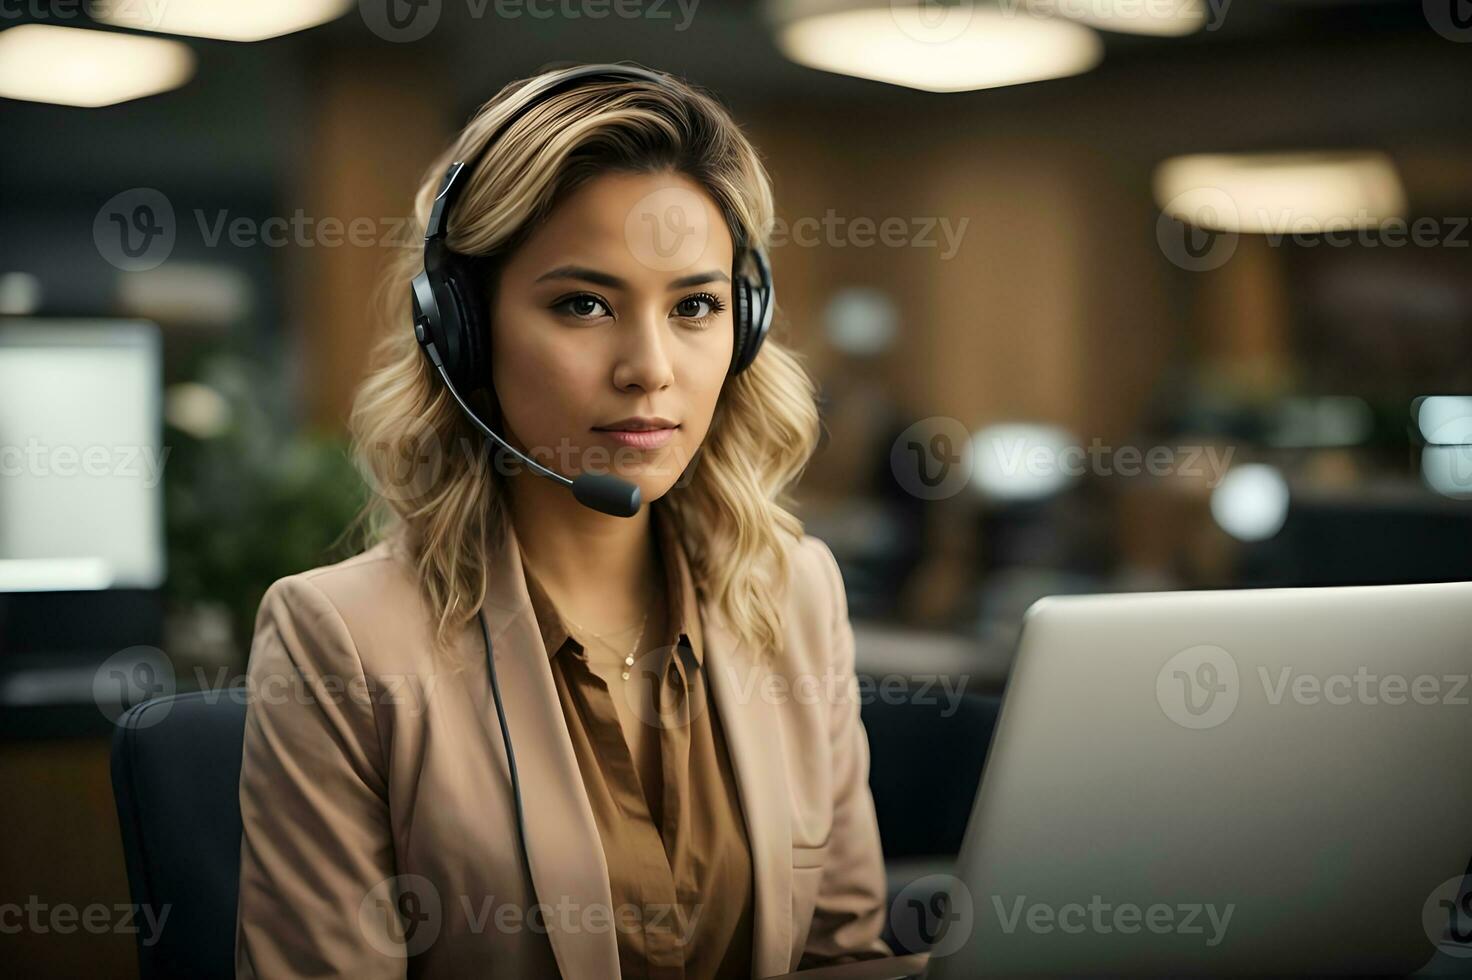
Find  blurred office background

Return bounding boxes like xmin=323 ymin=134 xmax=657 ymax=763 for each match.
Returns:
xmin=3 ymin=0 xmax=1472 ymax=974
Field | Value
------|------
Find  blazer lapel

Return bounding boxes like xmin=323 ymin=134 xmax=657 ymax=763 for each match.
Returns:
xmin=705 ymin=605 xmax=795 ymax=978
xmin=471 ymin=516 xmax=796 ymax=978
xmin=474 ymin=521 xmax=620 ymax=978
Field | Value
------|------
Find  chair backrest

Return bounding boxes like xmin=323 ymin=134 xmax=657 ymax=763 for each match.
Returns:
xmin=861 ymin=690 xmax=1002 ymax=957
xmin=110 ymin=690 xmax=248 ymax=980
xmin=861 ymin=690 xmax=1001 ymax=859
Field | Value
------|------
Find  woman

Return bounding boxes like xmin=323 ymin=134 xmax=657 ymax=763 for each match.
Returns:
xmin=235 ymin=62 xmax=894 ymax=978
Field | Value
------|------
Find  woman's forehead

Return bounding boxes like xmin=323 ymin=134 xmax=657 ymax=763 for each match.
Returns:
xmin=514 ymin=171 xmax=734 ymax=282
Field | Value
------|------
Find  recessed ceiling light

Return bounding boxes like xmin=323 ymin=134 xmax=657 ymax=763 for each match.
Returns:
xmin=94 ymin=0 xmax=354 ymax=42
xmin=0 ymin=25 xmax=195 ymax=108
xmin=770 ymin=2 xmax=1103 ymax=93
xmin=1153 ymin=151 xmax=1407 ymax=234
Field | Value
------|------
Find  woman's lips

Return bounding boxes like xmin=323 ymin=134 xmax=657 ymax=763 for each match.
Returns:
xmin=592 ymin=425 xmax=678 ymax=450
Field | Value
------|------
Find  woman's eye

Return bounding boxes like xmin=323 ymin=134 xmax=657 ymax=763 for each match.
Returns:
xmin=554 ymin=294 xmax=612 ymax=320
xmin=673 ymin=293 xmax=724 ymax=320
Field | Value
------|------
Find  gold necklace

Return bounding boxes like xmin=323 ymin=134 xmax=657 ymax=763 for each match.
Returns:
xmin=564 ymin=609 xmax=650 ymax=682
xmin=522 ymin=549 xmax=652 ymax=680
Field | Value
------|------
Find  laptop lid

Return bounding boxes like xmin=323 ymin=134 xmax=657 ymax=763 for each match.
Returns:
xmin=926 ymin=581 xmax=1472 ymax=977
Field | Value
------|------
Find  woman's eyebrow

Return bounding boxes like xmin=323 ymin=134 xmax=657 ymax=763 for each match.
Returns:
xmin=668 ymin=270 xmax=731 ymax=289
xmin=534 ymin=265 xmax=731 ymax=289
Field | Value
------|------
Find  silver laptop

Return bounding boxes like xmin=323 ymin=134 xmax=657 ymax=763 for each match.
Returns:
xmin=912 ymin=581 xmax=1472 ymax=978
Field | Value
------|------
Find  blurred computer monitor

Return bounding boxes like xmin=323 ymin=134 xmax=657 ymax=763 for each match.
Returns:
xmin=0 ymin=319 xmax=165 ymax=593
xmin=0 ymin=320 xmax=166 ymax=727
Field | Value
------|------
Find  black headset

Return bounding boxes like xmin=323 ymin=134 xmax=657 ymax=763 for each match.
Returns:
xmin=411 ymin=62 xmax=774 ymax=402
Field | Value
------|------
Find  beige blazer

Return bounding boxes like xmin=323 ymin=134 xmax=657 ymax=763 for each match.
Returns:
xmin=234 ymin=517 xmax=894 ymax=978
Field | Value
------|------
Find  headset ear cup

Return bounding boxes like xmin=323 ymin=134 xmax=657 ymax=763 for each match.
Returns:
xmin=427 ymin=277 xmax=462 ymax=384
xmin=731 ymin=278 xmax=753 ymax=376
xmin=439 ymin=278 xmax=470 ymax=391
xmin=746 ymin=281 xmax=771 ymax=369
xmin=452 ymin=254 xmax=490 ymax=395
xmin=435 ymin=254 xmax=490 ymax=396
xmin=729 ymin=246 xmax=773 ymax=376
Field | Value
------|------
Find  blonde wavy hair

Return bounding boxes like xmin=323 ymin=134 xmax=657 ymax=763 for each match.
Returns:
xmin=346 ymin=64 xmax=822 ymax=669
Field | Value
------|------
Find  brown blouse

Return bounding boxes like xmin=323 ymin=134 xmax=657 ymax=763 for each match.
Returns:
xmin=517 ymin=505 xmax=756 ymax=980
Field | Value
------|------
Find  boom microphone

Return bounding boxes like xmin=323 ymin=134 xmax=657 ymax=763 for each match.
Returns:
xmin=418 ymin=337 xmax=642 ymax=519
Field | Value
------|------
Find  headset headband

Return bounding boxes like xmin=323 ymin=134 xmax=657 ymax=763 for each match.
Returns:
xmin=424 ymin=64 xmax=678 ymax=254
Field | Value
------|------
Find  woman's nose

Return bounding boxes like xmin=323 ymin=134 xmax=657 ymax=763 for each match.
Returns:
xmin=614 ymin=310 xmax=675 ymax=392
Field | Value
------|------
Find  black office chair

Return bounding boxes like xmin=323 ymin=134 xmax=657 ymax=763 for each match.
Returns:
xmin=861 ymin=689 xmax=1003 ymax=955
xmin=110 ymin=690 xmax=248 ymax=980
